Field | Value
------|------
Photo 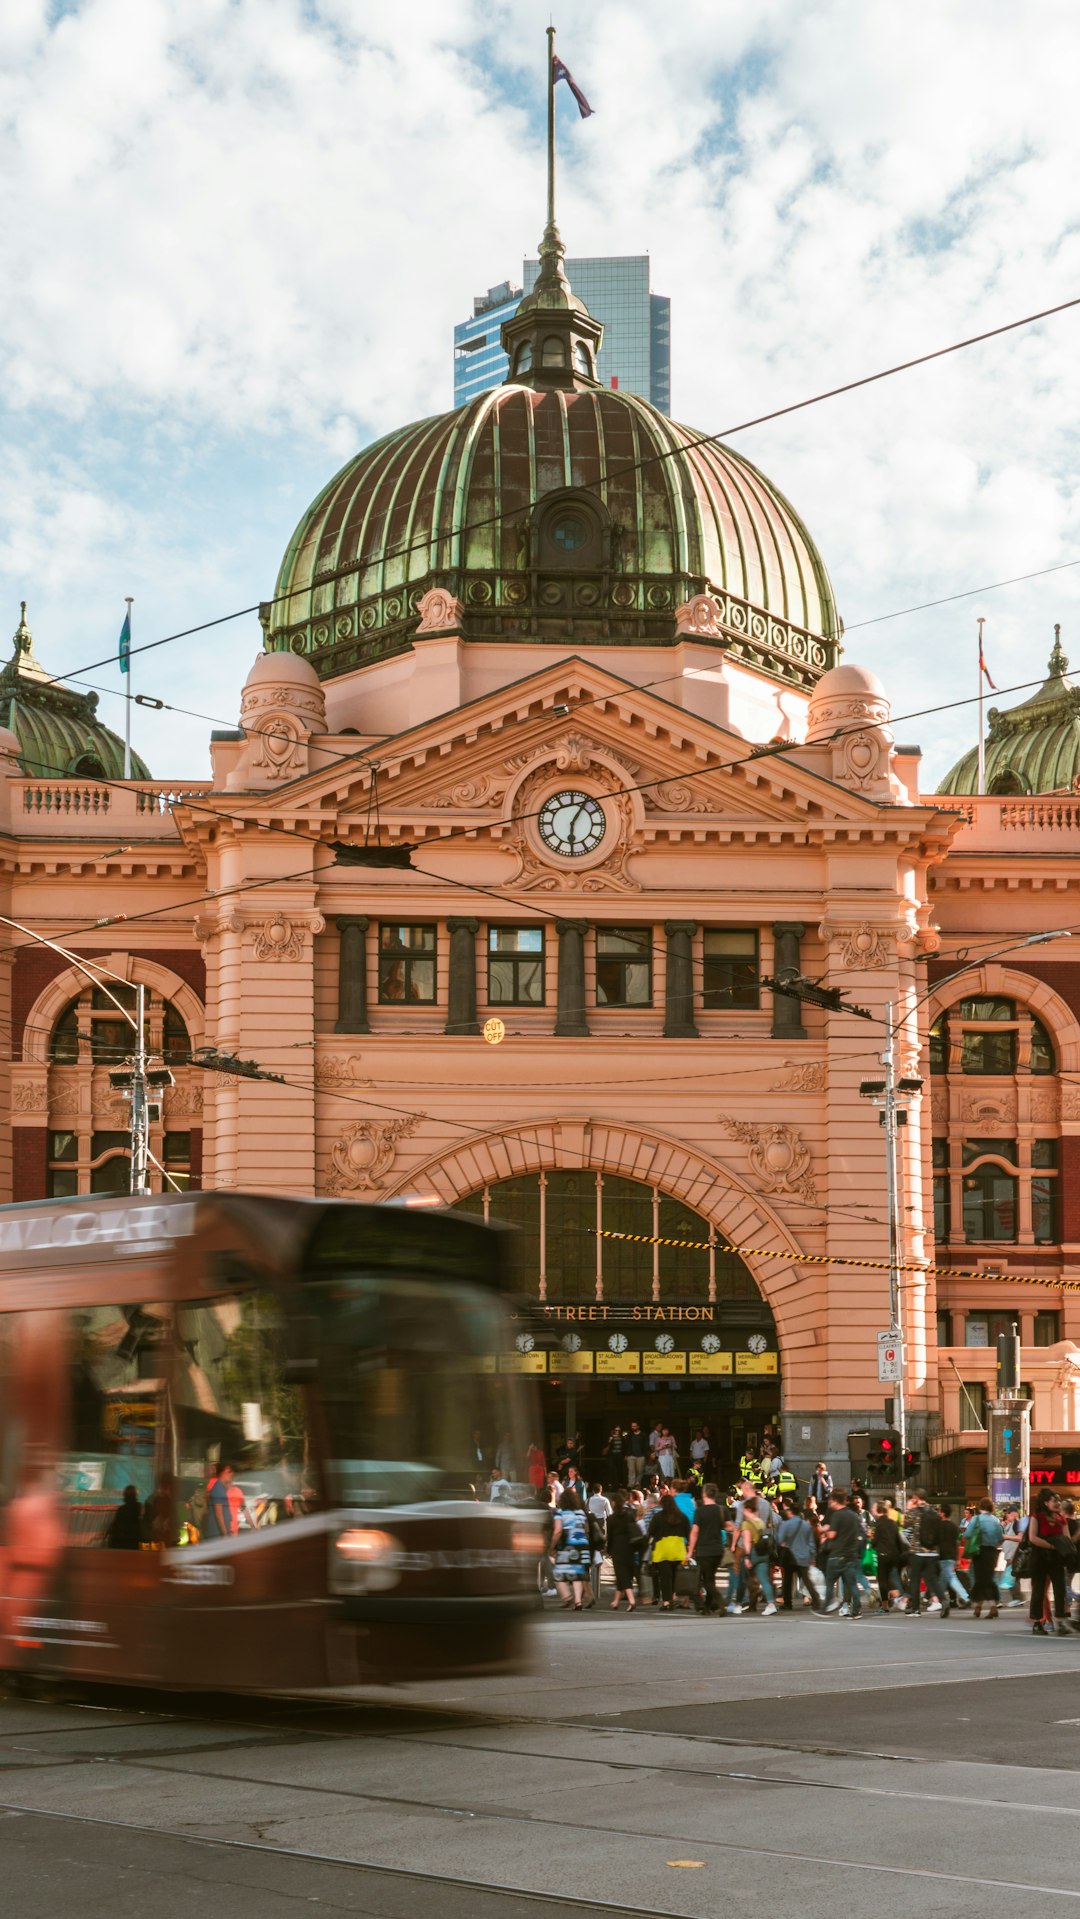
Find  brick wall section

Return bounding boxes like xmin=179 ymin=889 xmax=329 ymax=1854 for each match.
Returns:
xmin=1061 ymin=1137 xmax=1080 ymax=1245
xmin=13 ymin=1126 xmax=47 ymax=1201
xmin=12 ymin=947 xmax=205 ymax=1058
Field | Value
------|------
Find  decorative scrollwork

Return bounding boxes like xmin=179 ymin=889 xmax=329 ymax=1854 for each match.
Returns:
xmin=251 ymin=913 xmax=325 ymax=961
xmin=325 ymin=1114 xmax=422 ymax=1194
xmin=720 ymin=1117 xmax=817 ymax=1204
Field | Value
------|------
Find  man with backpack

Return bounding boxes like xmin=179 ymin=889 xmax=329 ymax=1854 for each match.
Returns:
xmin=775 ymin=1496 xmax=821 ymax=1610
xmin=904 ymin=1490 xmax=947 ymax=1616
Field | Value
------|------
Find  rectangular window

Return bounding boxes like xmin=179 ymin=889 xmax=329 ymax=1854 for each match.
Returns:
xmin=932 ymin=1137 xmax=949 ymax=1168
xmin=487 ymin=927 xmax=544 ymax=1005
xmin=960 ymin=1028 xmax=1016 ymax=1075
xmin=933 ymin=1175 xmax=951 ymax=1244
xmin=965 ymin=1314 xmax=989 ymax=1347
xmin=62 ymin=1302 xmax=173 ymax=1544
xmin=959 ymin=1380 xmax=987 ymax=1429
xmin=163 ymin=1133 xmax=193 ymax=1191
xmin=1033 ymin=1310 xmax=1062 ymax=1346
xmin=962 ymin=1166 xmax=1018 ymax=1241
xmin=1032 ymin=1178 xmax=1059 ymax=1244
xmin=378 ymin=924 xmax=437 ymax=1004
xmin=595 ymin=928 xmax=652 ymax=1007
xmin=1031 ymin=1138 xmax=1058 ymax=1168
xmin=702 ymin=929 xmax=759 ymax=1009
xmin=936 ymin=1309 xmax=953 ymax=1346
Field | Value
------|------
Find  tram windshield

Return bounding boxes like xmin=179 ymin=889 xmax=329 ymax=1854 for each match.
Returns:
xmin=305 ymin=1273 xmax=527 ymax=1506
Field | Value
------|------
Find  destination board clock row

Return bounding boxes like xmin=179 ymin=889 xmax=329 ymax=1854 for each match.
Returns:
xmin=464 ymin=1350 xmax=780 ymax=1376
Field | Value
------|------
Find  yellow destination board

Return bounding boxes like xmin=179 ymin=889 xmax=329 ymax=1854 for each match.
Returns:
xmin=499 ymin=1351 xmax=546 ymax=1374
xmin=548 ymin=1350 xmax=594 ymax=1374
xmin=689 ymin=1351 xmax=733 ymax=1375
xmin=460 ymin=1354 xmax=498 ymax=1374
xmin=596 ymin=1351 xmax=642 ymax=1375
xmin=643 ymin=1351 xmax=687 ymax=1376
xmin=735 ymin=1351 xmax=778 ymax=1375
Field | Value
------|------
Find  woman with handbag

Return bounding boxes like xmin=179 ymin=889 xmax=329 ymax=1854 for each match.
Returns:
xmin=962 ymin=1499 xmax=1004 ymax=1618
xmin=551 ymin=1489 xmax=591 ymax=1612
xmin=646 ymin=1491 xmax=691 ymax=1610
xmin=1027 ymin=1489 xmax=1074 ymax=1636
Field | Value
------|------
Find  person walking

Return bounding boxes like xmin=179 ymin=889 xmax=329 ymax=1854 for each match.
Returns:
xmin=586 ymin=1482 xmax=612 ymax=1602
xmin=775 ymin=1497 xmax=821 ymax=1610
xmin=735 ymin=1495 xmax=777 ymax=1615
xmin=657 ymin=1429 xmax=679 ymax=1481
xmin=646 ymin=1491 xmax=691 ymax=1610
xmin=904 ymin=1490 xmax=946 ymax=1617
xmin=871 ymin=1499 xmax=906 ymax=1610
xmin=809 ymin=1462 xmax=833 ymax=1509
xmin=606 ymin=1490 xmax=639 ymax=1611
xmin=602 ymin=1427 xmax=626 ymax=1489
xmin=1028 ymin=1489 xmax=1074 ymax=1637
xmin=821 ymin=1493 xmax=865 ymax=1619
xmin=937 ymin=1501 xmax=971 ymax=1611
xmin=551 ymin=1489 xmax=591 ymax=1611
xmin=625 ymin=1422 xmax=646 ymax=1490
xmin=687 ymin=1483 xmax=727 ymax=1616
xmin=962 ymin=1499 xmax=1004 ymax=1618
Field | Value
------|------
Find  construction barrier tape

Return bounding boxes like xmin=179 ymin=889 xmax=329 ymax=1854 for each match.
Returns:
xmin=594 ymin=1228 xmax=1080 ymax=1292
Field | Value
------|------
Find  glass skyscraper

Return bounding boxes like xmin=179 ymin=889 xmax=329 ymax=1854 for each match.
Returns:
xmin=453 ymin=256 xmax=670 ymax=413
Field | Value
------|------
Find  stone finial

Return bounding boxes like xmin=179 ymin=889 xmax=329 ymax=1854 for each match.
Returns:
xmin=226 ymin=650 xmax=328 ymax=789
xmin=1049 ymin=623 xmax=1069 ymax=679
xmin=673 ymin=593 xmax=725 ymax=640
xmin=805 ymin=660 xmax=905 ymax=801
xmin=415 ymin=587 xmax=465 ymax=636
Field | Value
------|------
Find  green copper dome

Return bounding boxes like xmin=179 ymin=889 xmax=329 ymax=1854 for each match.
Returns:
xmin=938 ymin=629 xmax=1080 ymax=797
xmin=1 ymin=605 xmax=150 ymax=782
xmin=265 ymin=379 xmax=841 ymax=693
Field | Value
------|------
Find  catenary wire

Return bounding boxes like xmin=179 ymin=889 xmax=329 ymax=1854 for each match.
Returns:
xmin=35 ymin=291 xmax=1080 ymax=692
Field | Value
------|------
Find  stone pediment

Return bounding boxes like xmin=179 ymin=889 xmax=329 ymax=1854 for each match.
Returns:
xmin=176 ymin=658 xmax=946 ymax=855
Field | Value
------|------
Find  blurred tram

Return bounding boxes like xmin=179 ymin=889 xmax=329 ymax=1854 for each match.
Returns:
xmin=0 ymin=1193 xmax=542 ymax=1691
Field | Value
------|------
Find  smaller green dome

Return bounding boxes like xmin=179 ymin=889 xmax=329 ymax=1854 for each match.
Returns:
xmin=938 ymin=628 xmax=1080 ymax=797
xmin=0 ymin=605 xmax=151 ymax=782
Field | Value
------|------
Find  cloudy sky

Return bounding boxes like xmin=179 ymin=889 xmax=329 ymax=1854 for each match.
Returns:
xmin=2 ymin=0 xmax=1079 ymax=783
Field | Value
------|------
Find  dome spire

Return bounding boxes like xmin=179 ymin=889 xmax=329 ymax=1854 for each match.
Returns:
xmin=499 ymin=28 xmax=603 ymax=392
xmin=1050 ymin=621 xmax=1069 ymax=678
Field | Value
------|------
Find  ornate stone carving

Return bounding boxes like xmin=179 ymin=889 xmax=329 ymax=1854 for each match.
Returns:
xmin=930 ymin=1083 xmax=948 ymax=1121
xmin=513 ymin=787 xmax=640 ymax=893
xmin=251 ymin=912 xmax=325 ymax=961
xmin=720 ymin=1117 xmax=818 ymax=1203
xmin=819 ymin=921 xmax=892 ymax=970
xmin=1026 ymin=1087 xmax=1058 ymax=1123
xmin=314 ymin=1053 xmax=373 ymax=1089
xmin=325 ymin=1114 xmax=422 ymax=1194
xmin=165 ymin=1082 xmax=204 ymax=1116
xmin=13 ymin=1079 xmax=48 ymax=1114
xmin=506 ymin=733 xmax=640 ymax=781
xmin=673 ymin=592 xmax=725 ymax=639
xmin=645 ymin=780 xmax=714 ymax=814
xmin=49 ymin=1087 xmax=79 ymax=1117
xmin=770 ymin=1060 xmax=826 ymax=1093
xmin=415 ymin=587 xmax=464 ymax=634
xmin=194 ymin=911 xmax=245 ymax=943
xmin=1062 ymin=1085 xmax=1080 ymax=1121
xmin=431 ymin=775 xmax=503 ymax=808
xmin=92 ymin=1080 xmax=128 ymax=1117
xmin=961 ymin=1091 xmax=1016 ymax=1124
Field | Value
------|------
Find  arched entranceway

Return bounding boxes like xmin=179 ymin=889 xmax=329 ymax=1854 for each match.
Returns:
xmin=456 ymin=1169 xmax=782 ymax=1487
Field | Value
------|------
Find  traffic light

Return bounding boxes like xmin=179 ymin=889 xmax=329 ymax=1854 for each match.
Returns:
xmin=868 ymin=1429 xmax=901 ymax=1474
xmin=903 ymin=1447 xmax=921 ymax=1480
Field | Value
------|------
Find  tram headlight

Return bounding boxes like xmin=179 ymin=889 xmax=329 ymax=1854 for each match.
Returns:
xmin=510 ymin=1524 xmax=546 ymax=1558
xmin=330 ymin=1527 xmax=403 ymax=1595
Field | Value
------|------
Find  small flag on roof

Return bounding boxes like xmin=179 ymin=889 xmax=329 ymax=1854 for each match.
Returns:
xmin=118 ymin=607 xmax=131 ymax=676
xmin=553 ymin=52 xmax=593 ymax=118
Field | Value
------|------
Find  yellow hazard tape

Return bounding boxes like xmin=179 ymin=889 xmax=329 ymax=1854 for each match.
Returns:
xmin=594 ymin=1228 xmax=1080 ymax=1293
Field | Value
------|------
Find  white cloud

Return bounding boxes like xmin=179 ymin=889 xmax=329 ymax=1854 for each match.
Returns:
xmin=0 ymin=0 xmax=1078 ymax=781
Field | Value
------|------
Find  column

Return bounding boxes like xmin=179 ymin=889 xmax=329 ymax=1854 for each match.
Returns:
xmin=555 ymin=920 xmax=589 ymax=1037
xmin=445 ymin=918 xmax=480 ymax=1035
xmin=335 ymin=916 xmax=370 ymax=1033
xmin=771 ymin=921 xmax=806 ymax=1039
xmin=663 ymin=920 xmax=698 ymax=1038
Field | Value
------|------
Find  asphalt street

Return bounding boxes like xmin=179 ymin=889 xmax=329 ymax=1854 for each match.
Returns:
xmin=3 ymin=1603 xmax=1080 ymax=1917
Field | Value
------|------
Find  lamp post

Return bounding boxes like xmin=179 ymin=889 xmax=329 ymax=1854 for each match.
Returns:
xmin=858 ymin=930 xmax=1072 ymax=1503
xmin=0 ymin=914 xmax=173 ymax=1197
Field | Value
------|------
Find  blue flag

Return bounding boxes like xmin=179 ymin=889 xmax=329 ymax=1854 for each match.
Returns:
xmin=119 ymin=609 xmax=131 ymax=675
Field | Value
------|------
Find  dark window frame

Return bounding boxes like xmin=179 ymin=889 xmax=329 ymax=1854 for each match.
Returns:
xmin=701 ymin=928 xmax=760 ymax=1010
xmin=595 ymin=927 xmax=653 ymax=1008
xmin=377 ymin=923 xmax=438 ymax=1005
xmin=486 ymin=926 xmax=545 ymax=1007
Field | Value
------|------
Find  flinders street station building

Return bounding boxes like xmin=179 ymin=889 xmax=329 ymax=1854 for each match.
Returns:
xmin=3 ymin=228 xmax=1080 ymax=1496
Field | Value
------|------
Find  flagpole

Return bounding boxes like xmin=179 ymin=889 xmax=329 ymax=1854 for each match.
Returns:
xmin=546 ymin=24 xmax=556 ymax=236
xmin=124 ymin=596 xmax=133 ymax=778
xmin=977 ymin=615 xmax=986 ymax=796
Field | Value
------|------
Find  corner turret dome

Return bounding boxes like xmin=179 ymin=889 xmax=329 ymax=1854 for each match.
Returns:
xmin=0 ymin=605 xmax=150 ymax=781
xmin=938 ymin=628 xmax=1080 ymax=796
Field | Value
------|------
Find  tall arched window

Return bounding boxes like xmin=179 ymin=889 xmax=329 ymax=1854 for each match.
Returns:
xmin=930 ymin=990 xmax=1060 ymax=1249
xmin=45 ymin=983 xmax=197 ymax=1197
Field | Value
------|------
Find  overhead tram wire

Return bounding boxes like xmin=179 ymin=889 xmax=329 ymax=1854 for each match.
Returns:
xmin=34 ymin=290 xmax=1080 ymax=696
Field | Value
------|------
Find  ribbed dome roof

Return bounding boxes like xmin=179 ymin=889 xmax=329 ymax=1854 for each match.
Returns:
xmin=938 ymin=629 xmax=1080 ymax=797
xmin=266 ymin=384 xmax=840 ymax=692
xmin=0 ymin=606 xmax=150 ymax=782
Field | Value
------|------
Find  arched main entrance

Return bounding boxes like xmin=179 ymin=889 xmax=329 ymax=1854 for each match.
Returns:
xmin=456 ymin=1170 xmax=781 ymax=1487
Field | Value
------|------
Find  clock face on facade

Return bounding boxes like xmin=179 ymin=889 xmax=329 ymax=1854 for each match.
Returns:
xmin=562 ymin=1332 xmax=583 ymax=1353
xmin=701 ymin=1333 xmax=721 ymax=1354
xmin=515 ymin=1332 xmax=535 ymax=1353
xmin=537 ymin=789 xmax=606 ymax=858
xmin=608 ymin=1332 xmax=629 ymax=1353
xmin=655 ymin=1332 xmax=675 ymax=1354
xmin=747 ymin=1333 xmax=768 ymax=1355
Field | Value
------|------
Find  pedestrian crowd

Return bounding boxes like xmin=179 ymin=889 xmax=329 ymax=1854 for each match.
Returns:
xmin=524 ymin=1466 xmax=1080 ymax=1633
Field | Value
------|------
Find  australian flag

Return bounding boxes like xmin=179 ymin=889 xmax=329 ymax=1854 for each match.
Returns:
xmin=553 ymin=53 xmax=593 ymax=118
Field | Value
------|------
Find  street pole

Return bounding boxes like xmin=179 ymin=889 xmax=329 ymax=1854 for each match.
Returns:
xmin=129 ymin=979 xmax=149 ymax=1196
xmin=881 ymin=1001 xmax=908 ymax=1495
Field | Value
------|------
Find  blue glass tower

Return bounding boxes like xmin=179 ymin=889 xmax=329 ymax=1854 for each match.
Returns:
xmin=453 ymin=256 xmax=670 ymax=413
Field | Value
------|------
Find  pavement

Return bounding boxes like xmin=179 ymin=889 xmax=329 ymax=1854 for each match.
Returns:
xmin=3 ymin=1598 xmax=1080 ymax=1916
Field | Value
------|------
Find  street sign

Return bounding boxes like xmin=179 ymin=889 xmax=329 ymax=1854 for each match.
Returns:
xmin=877 ymin=1332 xmax=903 ymax=1383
